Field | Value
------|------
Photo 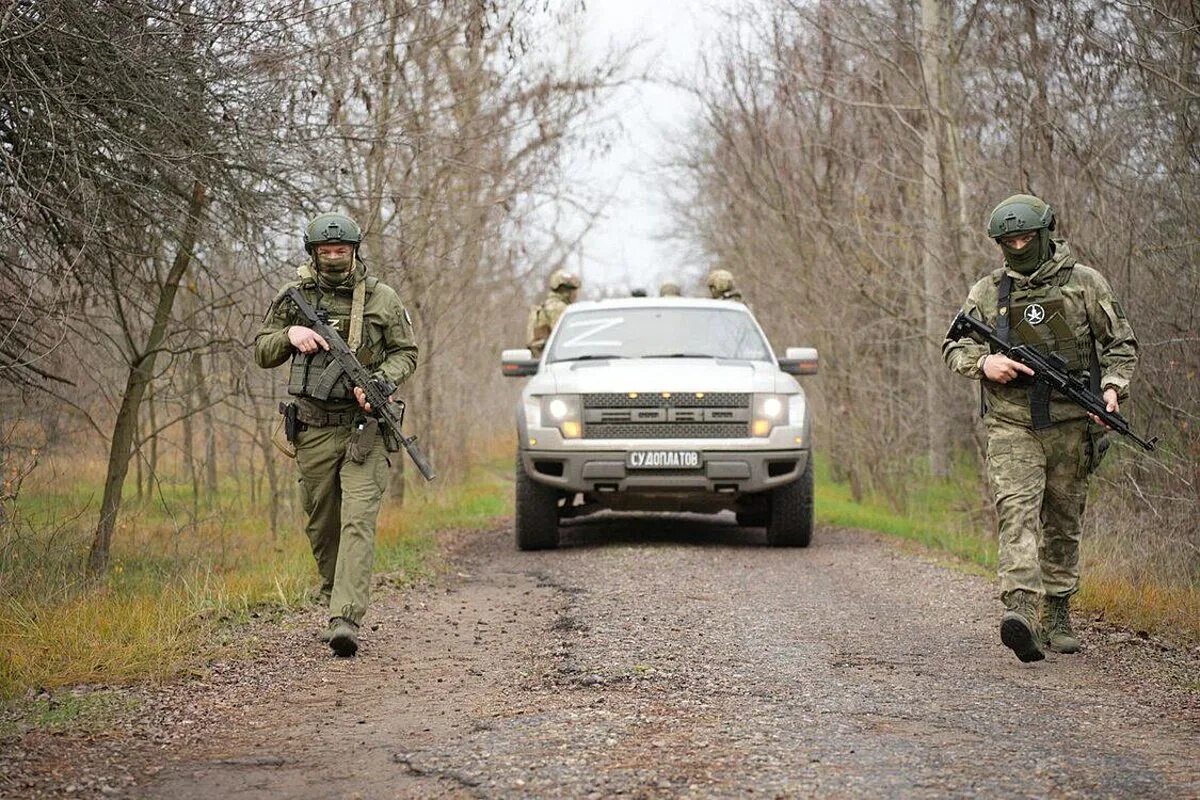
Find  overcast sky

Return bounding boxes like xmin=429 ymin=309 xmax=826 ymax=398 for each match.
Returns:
xmin=564 ymin=0 xmax=737 ymax=295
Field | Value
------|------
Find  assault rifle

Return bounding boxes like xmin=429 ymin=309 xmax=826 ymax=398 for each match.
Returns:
xmin=286 ymin=287 xmax=437 ymax=480
xmin=947 ymin=311 xmax=1157 ymax=452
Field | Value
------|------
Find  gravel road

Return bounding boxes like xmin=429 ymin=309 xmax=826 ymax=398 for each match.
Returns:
xmin=7 ymin=515 xmax=1199 ymax=798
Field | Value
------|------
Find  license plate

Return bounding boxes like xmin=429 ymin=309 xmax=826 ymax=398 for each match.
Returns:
xmin=626 ymin=450 xmax=703 ymax=470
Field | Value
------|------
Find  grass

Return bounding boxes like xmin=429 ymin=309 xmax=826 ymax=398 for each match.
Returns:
xmin=814 ymin=456 xmax=996 ymax=573
xmin=0 ymin=451 xmax=514 ymax=702
xmin=814 ymin=454 xmax=1200 ymax=642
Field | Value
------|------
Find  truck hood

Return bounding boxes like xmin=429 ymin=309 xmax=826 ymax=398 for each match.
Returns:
xmin=529 ymin=358 xmax=797 ymax=395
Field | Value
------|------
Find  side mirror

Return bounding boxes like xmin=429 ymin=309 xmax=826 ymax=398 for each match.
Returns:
xmin=778 ymin=346 xmax=818 ymax=376
xmin=501 ymin=348 xmax=539 ymax=377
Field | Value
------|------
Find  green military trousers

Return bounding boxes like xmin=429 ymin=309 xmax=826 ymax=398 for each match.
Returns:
xmin=294 ymin=422 xmax=390 ymax=625
xmin=985 ymin=418 xmax=1091 ymax=605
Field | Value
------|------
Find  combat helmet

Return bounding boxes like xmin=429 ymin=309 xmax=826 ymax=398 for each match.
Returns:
xmin=549 ymin=269 xmax=581 ymax=291
xmin=987 ymin=195 xmax=1055 ymax=240
xmin=304 ymin=212 xmax=363 ymax=253
xmin=659 ymin=281 xmax=682 ymax=297
xmin=707 ymin=269 xmax=735 ymax=295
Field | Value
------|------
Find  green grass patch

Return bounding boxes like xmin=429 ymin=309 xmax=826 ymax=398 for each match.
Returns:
xmin=814 ymin=454 xmax=995 ymax=571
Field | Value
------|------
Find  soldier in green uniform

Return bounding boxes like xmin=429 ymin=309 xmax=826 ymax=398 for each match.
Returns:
xmin=255 ymin=213 xmax=419 ymax=657
xmin=706 ymin=269 xmax=743 ymax=301
xmin=526 ymin=269 xmax=580 ymax=357
xmin=943 ymin=194 xmax=1138 ymax=663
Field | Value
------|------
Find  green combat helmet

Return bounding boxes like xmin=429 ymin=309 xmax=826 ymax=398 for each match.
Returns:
xmin=303 ymin=212 xmax=363 ymax=253
xmin=549 ymin=269 xmax=581 ymax=292
xmin=986 ymin=194 xmax=1055 ymax=239
xmin=659 ymin=281 xmax=682 ymax=297
xmin=987 ymin=194 xmax=1056 ymax=275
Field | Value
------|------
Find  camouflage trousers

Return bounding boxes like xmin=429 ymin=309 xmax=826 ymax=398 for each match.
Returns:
xmin=984 ymin=418 xmax=1092 ymax=605
xmin=294 ymin=422 xmax=390 ymax=625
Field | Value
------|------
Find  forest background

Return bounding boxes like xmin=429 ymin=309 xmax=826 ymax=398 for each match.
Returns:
xmin=1 ymin=0 xmax=1196 ymax=698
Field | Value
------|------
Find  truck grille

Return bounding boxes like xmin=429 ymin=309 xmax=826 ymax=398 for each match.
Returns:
xmin=582 ymin=393 xmax=751 ymax=439
xmin=585 ymin=422 xmax=750 ymax=439
xmin=584 ymin=392 xmax=749 ymax=408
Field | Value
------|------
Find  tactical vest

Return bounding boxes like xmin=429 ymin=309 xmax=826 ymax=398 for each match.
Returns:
xmin=1006 ymin=278 xmax=1094 ymax=376
xmin=286 ymin=278 xmax=381 ymax=402
xmin=990 ymin=266 xmax=1100 ymax=427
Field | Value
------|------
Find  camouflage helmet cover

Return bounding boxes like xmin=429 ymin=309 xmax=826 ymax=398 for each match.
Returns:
xmin=304 ymin=212 xmax=363 ymax=253
xmin=707 ymin=269 xmax=734 ymax=293
xmin=659 ymin=281 xmax=682 ymax=296
xmin=549 ymin=269 xmax=581 ymax=291
xmin=986 ymin=194 xmax=1055 ymax=239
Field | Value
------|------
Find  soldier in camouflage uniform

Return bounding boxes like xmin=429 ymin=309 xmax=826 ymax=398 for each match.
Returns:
xmin=526 ymin=269 xmax=580 ymax=357
xmin=706 ymin=269 xmax=743 ymax=301
xmin=943 ymin=194 xmax=1138 ymax=663
xmin=659 ymin=281 xmax=682 ymax=297
xmin=255 ymin=213 xmax=418 ymax=657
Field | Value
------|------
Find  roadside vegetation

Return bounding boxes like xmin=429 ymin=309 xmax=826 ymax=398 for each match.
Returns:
xmin=0 ymin=449 xmax=513 ymax=701
xmin=815 ymin=457 xmax=1200 ymax=641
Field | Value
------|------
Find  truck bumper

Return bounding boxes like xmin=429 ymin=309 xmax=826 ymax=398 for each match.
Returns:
xmin=520 ymin=447 xmax=809 ymax=496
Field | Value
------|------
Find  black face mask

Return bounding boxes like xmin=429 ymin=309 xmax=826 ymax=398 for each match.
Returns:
xmin=1000 ymin=229 xmax=1050 ymax=275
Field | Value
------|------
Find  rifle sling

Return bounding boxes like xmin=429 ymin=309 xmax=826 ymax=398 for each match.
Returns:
xmin=995 ymin=273 xmax=1013 ymax=345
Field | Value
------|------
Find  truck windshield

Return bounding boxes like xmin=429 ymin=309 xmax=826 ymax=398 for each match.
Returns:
xmin=546 ymin=307 xmax=772 ymax=363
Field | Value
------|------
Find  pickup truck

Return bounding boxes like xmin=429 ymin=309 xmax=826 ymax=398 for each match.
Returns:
xmin=501 ymin=297 xmax=818 ymax=550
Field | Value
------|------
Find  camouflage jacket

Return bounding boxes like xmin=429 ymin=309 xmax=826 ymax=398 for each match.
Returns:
xmin=943 ymin=238 xmax=1138 ymax=427
xmin=255 ymin=263 xmax=419 ymax=412
xmin=526 ymin=290 xmax=572 ymax=357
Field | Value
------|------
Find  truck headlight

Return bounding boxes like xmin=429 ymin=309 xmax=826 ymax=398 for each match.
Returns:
xmin=539 ymin=394 xmax=582 ymax=439
xmin=752 ymin=393 xmax=789 ymax=437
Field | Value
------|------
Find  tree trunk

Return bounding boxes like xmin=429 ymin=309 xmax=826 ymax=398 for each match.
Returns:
xmin=920 ymin=0 xmax=950 ymax=478
xmin=88 ymin=182 xmax=207 ymax=575
xmin=189 ymin=350 xmax=218 ymax=507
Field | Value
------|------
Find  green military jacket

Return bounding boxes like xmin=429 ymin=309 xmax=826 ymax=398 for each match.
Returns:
xmin=943 ymin=238 xmax=1138 ymax=427
xmin=255 ymin=262 xmax=419 ymax=413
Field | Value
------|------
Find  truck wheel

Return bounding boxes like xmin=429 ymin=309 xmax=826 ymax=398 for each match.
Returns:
xmin=765 ymin=457 xmax=814 ymax=547
xmin=515 ymin=454 xmax=560 ymax=551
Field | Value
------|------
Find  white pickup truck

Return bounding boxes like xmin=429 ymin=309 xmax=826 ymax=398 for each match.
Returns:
xmin=501 ymin=297 xmax=818 ymax=550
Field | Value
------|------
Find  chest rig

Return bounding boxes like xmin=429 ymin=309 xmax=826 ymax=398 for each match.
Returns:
xmin=287 ymin=278 xmax=378 ymax=402
xmin=991 ymin=267 xmax=1101 ymax=427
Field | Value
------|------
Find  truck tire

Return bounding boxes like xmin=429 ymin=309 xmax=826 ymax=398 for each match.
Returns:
xmin=765 ymin=457 xmax=814 ymax=547
xmin=515 ymin=454 xmax=560 ymax=550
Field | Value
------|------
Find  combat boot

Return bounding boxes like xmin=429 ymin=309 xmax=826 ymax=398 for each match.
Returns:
xmin=328 ymin=617 xmax=359 ymax=658
xmin=1042 ymin=595 xmax=1080 ymax=654
xmin=1000 ymin=590 xmax=1045 ymax=663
